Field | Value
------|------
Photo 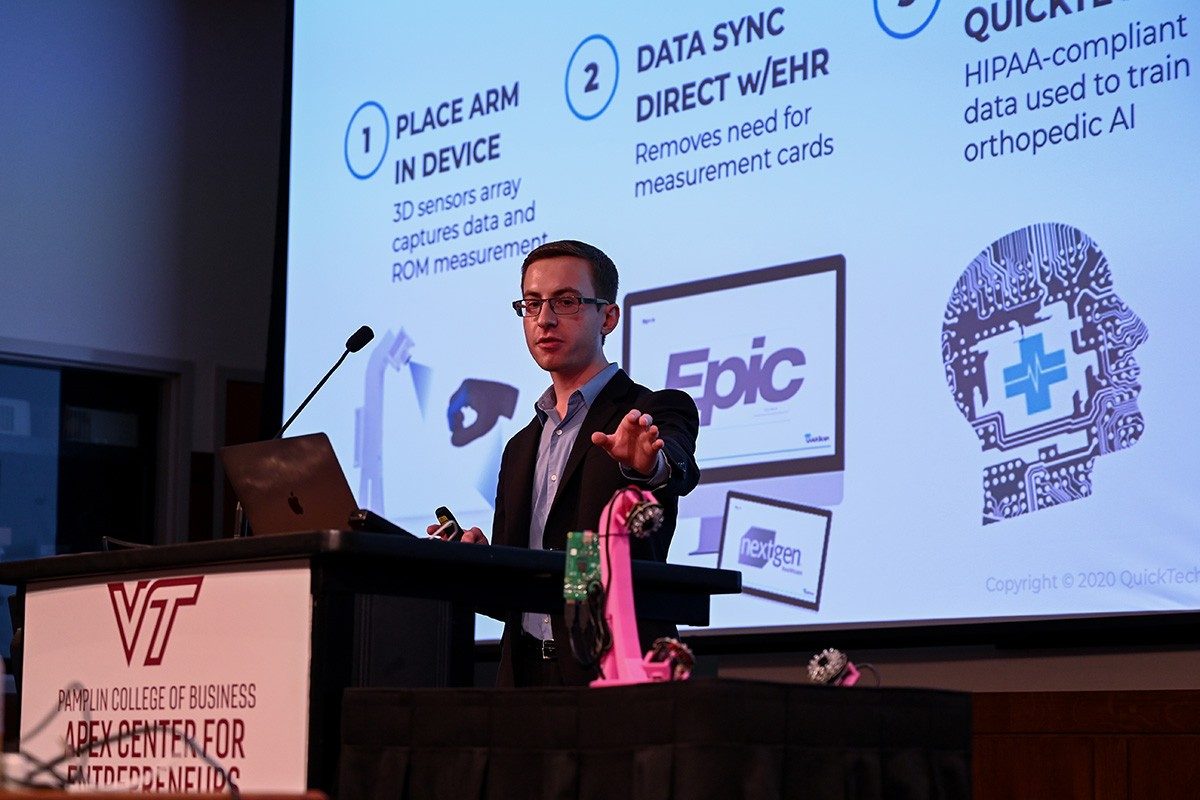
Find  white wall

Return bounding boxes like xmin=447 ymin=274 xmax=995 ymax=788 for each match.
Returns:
xmin=0 ymin=1 xmax=283 ymax=452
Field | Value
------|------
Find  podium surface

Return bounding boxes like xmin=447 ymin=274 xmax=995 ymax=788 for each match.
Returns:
xmin=0 ymin=531 xmax=740 ymax=794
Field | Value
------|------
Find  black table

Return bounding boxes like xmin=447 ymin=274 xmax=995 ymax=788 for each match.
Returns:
xmin=338 ymin=679 xmax=971 ymax=800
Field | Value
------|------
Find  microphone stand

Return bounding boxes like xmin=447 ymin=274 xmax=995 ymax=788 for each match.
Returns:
xmin=234 ymin=326 xmax=374 ymax=537
xmin=274 ymin=348 xmax=352 ymax=441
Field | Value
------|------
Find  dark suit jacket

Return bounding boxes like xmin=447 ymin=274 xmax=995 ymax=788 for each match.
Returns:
xmin=492 ymin=368 xmax=700 ymax=685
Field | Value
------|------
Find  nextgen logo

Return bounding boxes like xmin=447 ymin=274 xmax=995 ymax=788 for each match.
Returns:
xmin=665 ymin=336 xmax=805 ymax=426
xmin=738 ymin=526 xmax=803 ymax=572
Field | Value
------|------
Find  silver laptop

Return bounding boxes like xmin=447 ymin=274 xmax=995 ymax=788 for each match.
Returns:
xmin=220 ymin=432 xmax=358 ymax=535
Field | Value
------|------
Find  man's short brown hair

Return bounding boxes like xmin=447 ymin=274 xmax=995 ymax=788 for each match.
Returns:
xmin=521 ymin=239 xmax=618 ymax=303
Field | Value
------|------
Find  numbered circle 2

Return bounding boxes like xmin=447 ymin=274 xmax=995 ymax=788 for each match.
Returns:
xmin=345 ymin=101 xmax=389 ymax=179
xmin=565 ymin=34 xmax=619 ymax=121
xmin=874 ymin=0 xmax=940 ymax=39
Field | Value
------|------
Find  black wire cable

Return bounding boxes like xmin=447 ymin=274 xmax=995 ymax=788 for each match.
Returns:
xmin=566 ymin=598 xmax=596 ymax=670
xmin=567 ymin=582 xmax=609 ymax=673
xmin=14 ymin=722 xmax=241 ymax=800
xmin=23 ymin=680 xmax=91 ymax=743
xmin=858 ymin=663 xmax=882 ymax=687
xmin=18 ymin=680 xmax=93 ymax=783
xmin=565 ymin=488 xmax=652 ymax=677
xmin=9 ymin=749 xmax=73 ymax=788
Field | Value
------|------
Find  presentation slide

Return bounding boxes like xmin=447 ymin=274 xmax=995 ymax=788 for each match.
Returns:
xmin=284 ymin=1 xmax=1199 ymax=639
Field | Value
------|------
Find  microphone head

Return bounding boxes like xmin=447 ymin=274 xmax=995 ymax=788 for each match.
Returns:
xmin=345 ymin=325 xmax=375 ymax=353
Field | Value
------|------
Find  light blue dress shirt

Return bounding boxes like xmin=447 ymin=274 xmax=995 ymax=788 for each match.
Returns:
xmin=522 ymin=363 xmax=668 ymax=640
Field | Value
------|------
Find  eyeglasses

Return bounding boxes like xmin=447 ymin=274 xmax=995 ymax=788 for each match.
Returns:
xmin=511 ymin=295 xmax=611 ymax=317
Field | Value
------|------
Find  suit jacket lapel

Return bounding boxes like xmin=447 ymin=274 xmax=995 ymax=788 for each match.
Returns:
xmin=505 ymin=416 xmax=541 ymax=548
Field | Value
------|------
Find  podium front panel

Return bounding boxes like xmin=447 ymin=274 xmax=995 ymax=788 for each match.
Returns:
xmin=21 ymin=561 xmax=312 ymax=793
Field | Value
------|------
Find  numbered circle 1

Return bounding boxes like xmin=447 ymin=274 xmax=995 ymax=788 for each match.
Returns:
xmin=565 ymin=34 xmax=619 ymax=121
xmin=345 ymin=101 xmax=389 ymax=179
xmin=874 ymin=0 xmax=940 ymax=39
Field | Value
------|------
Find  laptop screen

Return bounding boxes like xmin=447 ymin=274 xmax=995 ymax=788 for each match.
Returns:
xmin=220 ymin=433 xmax=358 ymax=535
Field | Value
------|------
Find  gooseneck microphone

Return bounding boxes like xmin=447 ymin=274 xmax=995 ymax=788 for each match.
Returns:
xmin=274 ymin=325 xmax=374 ymax=439
xmin=344 ymin=324 xmax=375 ymax=354
xmin=233 ymin=325 xmax=374 ymax=537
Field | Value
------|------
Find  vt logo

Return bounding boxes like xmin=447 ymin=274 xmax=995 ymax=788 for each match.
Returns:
xmin=107 ymin=577 xmax=204 ymax=667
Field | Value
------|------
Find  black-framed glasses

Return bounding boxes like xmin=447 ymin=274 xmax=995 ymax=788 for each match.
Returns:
xmin=511 ymin=295 xmax=611 ymax=317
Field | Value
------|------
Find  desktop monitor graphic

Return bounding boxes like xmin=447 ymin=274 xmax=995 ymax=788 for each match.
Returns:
xmin=623 ymin=256 xmax=846 ymax=553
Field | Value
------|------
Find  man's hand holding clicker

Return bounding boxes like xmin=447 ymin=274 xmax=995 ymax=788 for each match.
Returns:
xmin=425 ymin=523 xmax=489 ymax=544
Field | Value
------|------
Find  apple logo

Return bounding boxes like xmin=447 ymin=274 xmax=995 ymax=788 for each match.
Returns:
xmin=287 ymin=491 xmax=304 ymax=515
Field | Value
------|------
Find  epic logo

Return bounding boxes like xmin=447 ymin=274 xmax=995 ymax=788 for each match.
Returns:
xmin=107 ymin=576 xmax=204 ymax=667
xmin=665 ymin=336 xmax=805 ymax=425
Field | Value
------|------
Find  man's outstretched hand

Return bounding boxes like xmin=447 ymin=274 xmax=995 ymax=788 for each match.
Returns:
xmin=591 ymin=408 xmax=663 ymax=476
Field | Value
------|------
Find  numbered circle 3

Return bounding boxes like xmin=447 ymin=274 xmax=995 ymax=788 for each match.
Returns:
xmin=874 ymin=0 xmax=940 ymax=40
xmin=345 ymin=101 xmax=389 ymax=179
xmin=565 ymin=34 xmax=619 ymax=121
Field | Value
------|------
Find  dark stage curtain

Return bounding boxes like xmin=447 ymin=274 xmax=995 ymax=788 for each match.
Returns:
xmin=338 ymin=679 xmax=970 ymax=800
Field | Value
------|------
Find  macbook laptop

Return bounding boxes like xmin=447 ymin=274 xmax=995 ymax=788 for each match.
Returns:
xmin=221 ymin=432 xmax=366 ymax=535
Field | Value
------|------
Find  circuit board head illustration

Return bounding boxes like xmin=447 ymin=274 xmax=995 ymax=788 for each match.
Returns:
xmin=942 ymin=223 xmax=1147 ymax=525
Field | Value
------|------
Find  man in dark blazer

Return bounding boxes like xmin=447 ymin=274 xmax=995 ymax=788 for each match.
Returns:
xmin=437 ymin=240 xmax=700 ymax=686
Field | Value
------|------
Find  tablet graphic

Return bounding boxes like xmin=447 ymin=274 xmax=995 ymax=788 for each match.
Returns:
xmin=716 ymin=491 xmax=832 ymax=610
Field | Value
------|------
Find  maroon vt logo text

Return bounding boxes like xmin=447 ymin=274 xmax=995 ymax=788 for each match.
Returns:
xmin=107 ymin=577 xmax=204 ymax=667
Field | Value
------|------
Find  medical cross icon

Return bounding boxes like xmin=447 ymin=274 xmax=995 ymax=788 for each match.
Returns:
xmin=1003 ymin=333 xmax=1067 ymax=414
